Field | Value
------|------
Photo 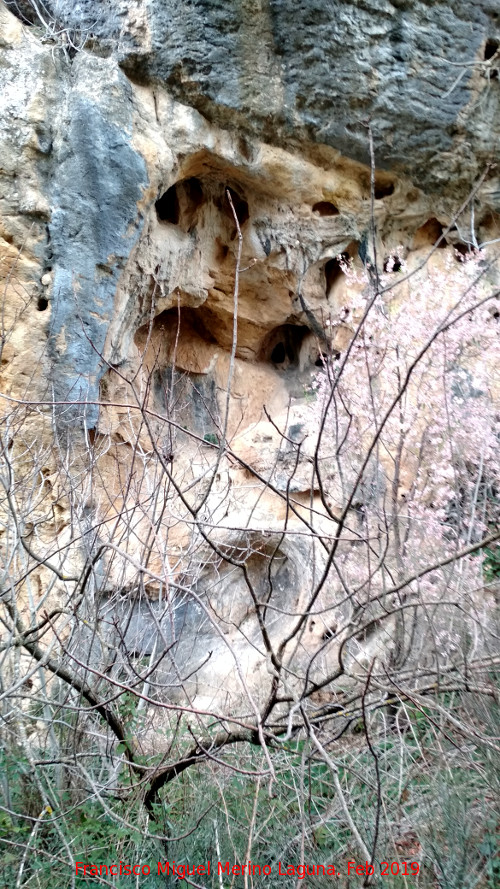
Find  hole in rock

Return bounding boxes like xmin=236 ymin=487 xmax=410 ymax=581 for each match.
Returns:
xmin=183 ymin=177 xmax=204 ymax=215
xmin=260 ymin=324 xmax=309 ymax=369
xmin=156 ymin=184 xmax=179 ymax=224
xmin=383 ymin=255 xmax=403 ymax=272
xmin=224 ymin=187 xmax=249 ymax=227
xmin=454 ymin=242 xmax=474 ymax=261
xmin=271 ymin=342 xmax=286 ymax=364
xmin=133 ymin=304 xmax=223 ymax=409
xmin=321 ymin=623 xmax=338 ymax=641
xmin=484 ymin=38 xmax=499 ymax=60
xmin=374 ymin=180 xmax=394 ymax=200
xmin=315 ymin=349 xmax=342 ymax=368
xmin=325 ymin=252 xmax=350 ymax=291
xmin=215 ymin=239 xmax=229 ymax=261
xmin=155 ymin=177 xmax=204 ymax=229
xmin=413 ymin=217 xmax=447 ymax=248
xmin=37 ymin=296 xmax=48 ymax=311
xmin=312 ymin=201 xmax=339 ymax=217
xmin=135 ymin=306 xmax=218 ymax=355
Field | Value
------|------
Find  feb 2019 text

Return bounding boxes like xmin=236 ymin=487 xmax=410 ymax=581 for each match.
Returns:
xmin=75 ymin=859 xmax=420 ymax=879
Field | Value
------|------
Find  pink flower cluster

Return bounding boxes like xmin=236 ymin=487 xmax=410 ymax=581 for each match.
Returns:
xmin=312 ymin=246 xmax=499 ymax=662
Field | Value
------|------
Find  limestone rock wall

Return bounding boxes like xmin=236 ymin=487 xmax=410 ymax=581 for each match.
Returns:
xmin=5 ymin=0 xmax=500 ymax=197
xmin=1 ymin=0 xmax=499 ymax=712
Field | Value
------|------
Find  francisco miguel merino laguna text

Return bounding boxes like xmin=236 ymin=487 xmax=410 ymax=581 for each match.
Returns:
xmin=75 ymin=861 xmax=337 ymax=879
xmin=75 ymin=859 xmax=420 ymax=879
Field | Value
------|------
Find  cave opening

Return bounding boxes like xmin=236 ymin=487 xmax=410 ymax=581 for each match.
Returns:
xmin=216 ymin=186 xmax=249 ymax=229
xmin=374 ymin=180 xmax=395 ymax=200
xmin=325 ymin=251 xmax=350 ymax=291
xmin=484 ymin=38 xmax=499 ymax=61
xmin=183 ymin=177 xmax=204 ymax=215
xmin=156 ymin=184 xmax=179 ymax=224
xmin=135 ymin=305 xmax=218 ymax=353
xmin=155 ymin=177 xmax=205 ymax=229
xmin=315 ymin=348 xmax=340 ymax=368
xmin=454 ymin=242 xmax=474 ymax=262
xmin=260 ymin=324 xmax=310 ymax=369
xmin=271 ymin=342 xmax=286 ymax=364
xmin=312 ymin=201 xmax=339 ymax=217
xmin=414 ymin=217 xmax=447 ymax=248
xmin=383 ymin=255 xmax=403 ymax=273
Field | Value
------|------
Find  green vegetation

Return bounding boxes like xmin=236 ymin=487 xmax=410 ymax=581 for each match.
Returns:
xmin=2 ymin=690 xmax=498 ymax=888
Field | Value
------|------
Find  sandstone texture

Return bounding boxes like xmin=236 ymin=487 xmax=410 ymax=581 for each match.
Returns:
xmin=1 ymin=0 xmax=499 ymax=716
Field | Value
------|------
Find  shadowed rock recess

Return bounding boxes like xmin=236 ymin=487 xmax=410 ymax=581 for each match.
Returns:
xmin=1 ymin=0 xmax=499 ymax=710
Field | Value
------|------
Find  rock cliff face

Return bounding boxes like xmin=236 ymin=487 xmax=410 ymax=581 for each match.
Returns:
xmin=1 ymin=0 xmax=499 ymax=713
xmin=5 ymin=0 xmax=500 ymax=195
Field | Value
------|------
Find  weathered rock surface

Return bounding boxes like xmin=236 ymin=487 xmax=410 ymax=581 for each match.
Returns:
xmin=1 ymin=0 xmax=499 ymax=715
xmin=5 ymin=0 xmax=500 ymax=198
